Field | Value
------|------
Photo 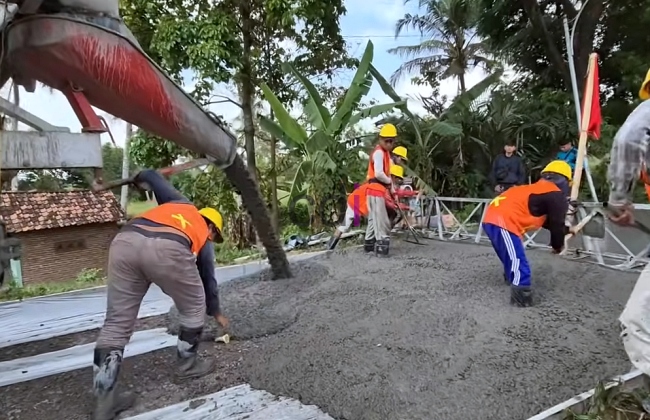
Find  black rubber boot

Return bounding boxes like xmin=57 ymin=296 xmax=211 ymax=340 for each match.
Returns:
xmin=364 ymin=239 xmax=376 ymax=253
xmin=375 ymin=238 xmax=390 ymax=257
xmin=510 ymin=286 xmax=533 ymax=307
xmin=93 ymin=348 xmax=136 ymax=420
xmin=327 ymin=235 xmax=340 ymax=250
xmin=176 ymin=326 xmax=215 ymax=380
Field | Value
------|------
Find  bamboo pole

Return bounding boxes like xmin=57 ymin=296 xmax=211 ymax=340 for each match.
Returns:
xmin=570 ymin=53 xmax=598 ymax=202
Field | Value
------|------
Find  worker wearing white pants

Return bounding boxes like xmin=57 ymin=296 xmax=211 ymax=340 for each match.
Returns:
xmin=363 ymin=123 xmax=396 ymax=255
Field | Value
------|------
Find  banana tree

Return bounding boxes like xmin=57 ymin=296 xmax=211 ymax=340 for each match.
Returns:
xmin=258 ymin=41 xmax=405 ymax=225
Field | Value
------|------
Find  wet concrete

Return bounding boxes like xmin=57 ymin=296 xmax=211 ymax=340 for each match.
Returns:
xmin=226 ymin=241 xmax=636 ymax=420
xmin=1 ymin=240 xmax=637 ymax=420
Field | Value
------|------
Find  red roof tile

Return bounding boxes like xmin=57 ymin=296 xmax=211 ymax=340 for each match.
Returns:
xmin=0 ymin=190 xmax=124 ymax=233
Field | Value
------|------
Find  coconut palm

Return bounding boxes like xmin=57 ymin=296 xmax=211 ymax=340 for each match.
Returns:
xmin=389 ymin=0 xmax=493 ymax=94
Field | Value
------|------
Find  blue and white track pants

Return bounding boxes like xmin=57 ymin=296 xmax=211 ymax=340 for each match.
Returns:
xmin=482 ymin=223 xmax=531 ymax=287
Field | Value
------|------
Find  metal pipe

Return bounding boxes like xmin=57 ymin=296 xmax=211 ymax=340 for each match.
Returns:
xmin=120 ymin=122 xmax=132 ymax=212
xmin=563 ymin=16 xmax=582 ymax=128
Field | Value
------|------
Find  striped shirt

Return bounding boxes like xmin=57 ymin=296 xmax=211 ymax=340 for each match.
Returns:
xmin=607 ymin=100 xmax=650 ymax=205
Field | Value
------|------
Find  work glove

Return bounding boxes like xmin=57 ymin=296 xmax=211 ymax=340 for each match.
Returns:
xmin=607 ymin=201 xmax=635 ymax=227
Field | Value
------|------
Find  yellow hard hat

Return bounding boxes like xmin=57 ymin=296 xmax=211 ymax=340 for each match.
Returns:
xmin=390 ymin=164 xmax=404 ymax=178
xmin=199 ymin=207 xmax=224 ymax=233
xmin=640 ymin=69 xmax=650 ymax=100
xmin=392 ymin=146 xmax=408 ymax=161
xmin=379 ymin=123 xmax=397 ymax=138
xmin=541 ymin=160 xmax=572 ymax=180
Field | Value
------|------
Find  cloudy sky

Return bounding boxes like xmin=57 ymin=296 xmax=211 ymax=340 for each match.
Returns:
xmin=9 ymin=0 xmax=487 ymax=147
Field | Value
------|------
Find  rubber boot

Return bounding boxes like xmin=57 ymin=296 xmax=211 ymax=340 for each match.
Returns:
xmin=176 ymin=326 xmax=215 ymax=380
xmin=327 ymin=235 xmax=340 ymax=250
xmin=364 ymin=239 xmax=376 ymax=253
xmin=93 ymin=348 xmax=136 ymax=420
xmin=375 ymin=238 xmax=390 ymax=257
xmin=510 ymin=286 xmax=533 ymax=307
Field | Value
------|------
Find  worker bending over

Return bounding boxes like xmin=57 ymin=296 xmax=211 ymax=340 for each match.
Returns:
xmin=328 ymin=165 xmax=406 ymax=250
xmin=92 ymin=169 xmax=229 ymax=420
xmin=365 ymin=124 xmax=397 ymax=255
xmin=482 ymin=160 xmax=575 ymax=307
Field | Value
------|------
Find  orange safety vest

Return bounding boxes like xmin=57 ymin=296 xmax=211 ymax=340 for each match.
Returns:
xmin=347 ymin=184 xmax=370 ymax=217
xmin=641 ymin=165 xmax=650 ymax=201
xmin=366 ymin=145 xmax=392 ymax=197
xmin=136 ymin=202 xmax=210 ymax=255
xmin=483 ymin=179 xmax=561 ymax=237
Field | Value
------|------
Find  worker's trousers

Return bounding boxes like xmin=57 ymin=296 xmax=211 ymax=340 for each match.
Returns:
xmin=96 ymin=231 xmax=206 ymax=349
xmin=482 ymin=223 xmax=531 ymax=287
xmin=336 ymin=206 xmax=358 ymax=234
xmin=366 ymin=195 xmax=391 ymax=241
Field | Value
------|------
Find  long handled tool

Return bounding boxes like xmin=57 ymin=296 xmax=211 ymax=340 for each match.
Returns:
xmin=92 ymin=158 xmax=211 ymax=191
xmin=392 ymin=195 xmax=431 ymax=245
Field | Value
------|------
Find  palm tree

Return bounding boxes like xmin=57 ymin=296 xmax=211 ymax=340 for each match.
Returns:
xmin=388 ymin=0 xmax=492 ymax=94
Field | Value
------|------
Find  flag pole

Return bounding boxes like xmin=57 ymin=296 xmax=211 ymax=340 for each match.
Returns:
xmin=570 ymin=52 xmax=598 ymax=202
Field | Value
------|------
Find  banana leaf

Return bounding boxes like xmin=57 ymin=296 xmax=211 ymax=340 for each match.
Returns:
xmin=348 ymin=101 xmax=405 ymax=127
xmin=260 ymin=82 xmax=308 ymax=145
xmin=282 ymin=62 xmax=331 ymax=131
xmin=328 ymin=41 xmax=374 ymax=136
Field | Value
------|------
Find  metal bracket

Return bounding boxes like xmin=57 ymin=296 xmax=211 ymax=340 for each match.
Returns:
xmin=1 ymin=130 xmax=103 ymax=169
xmin=0 ymin=96 xmax=69 ymax=132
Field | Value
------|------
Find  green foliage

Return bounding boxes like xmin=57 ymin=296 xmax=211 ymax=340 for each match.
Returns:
xmin=259 ymin=41 xmax=406 ymax=229
xmin=0 ymin=268 xmax=105 ymax=301
xmin=389 ymin=0 xmax=494 ymax=93
xmin=16 ymin=144 xmax=138 ymax=199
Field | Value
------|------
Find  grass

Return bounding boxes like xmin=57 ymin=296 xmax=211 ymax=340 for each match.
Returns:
xmin=563 ymin=380 xmax=650 ymax=420
xmin=0 ymin=268 xmax=105 ymax=302
xmin=127 ymin=200 xmax=157 ymax=218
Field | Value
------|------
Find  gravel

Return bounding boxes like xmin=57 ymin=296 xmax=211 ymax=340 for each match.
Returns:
xmin=0 ymin=240 xmax=637 ymax=420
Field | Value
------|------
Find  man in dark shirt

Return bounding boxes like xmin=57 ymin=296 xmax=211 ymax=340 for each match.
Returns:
xmin=92 ymin=169 xmax=228 ymax=420
xmin=489 ymin=140 xmax=526 ymax=194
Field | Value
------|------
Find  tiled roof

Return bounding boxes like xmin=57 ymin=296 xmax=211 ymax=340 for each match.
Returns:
xmin=0 ymin=190 xmax=124 ymax=233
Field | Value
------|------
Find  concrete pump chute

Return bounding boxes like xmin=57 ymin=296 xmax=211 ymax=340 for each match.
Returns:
xmin=0 ymin=1 xmax=291 ymax=279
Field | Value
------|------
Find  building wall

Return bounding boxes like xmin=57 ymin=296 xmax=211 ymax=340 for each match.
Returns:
xmin=15 ymin=223 xmax=119 ymax=285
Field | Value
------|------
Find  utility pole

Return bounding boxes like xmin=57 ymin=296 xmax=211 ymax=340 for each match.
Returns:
xmin=10 ymin=82 xmax=19 ymax=191
xmin=120 ymin=122 xmax=132 ymax=213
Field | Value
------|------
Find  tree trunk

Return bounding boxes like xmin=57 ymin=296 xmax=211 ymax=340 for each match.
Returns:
xmin=459 ymin=74 xmax=466 ymax=94
xmin=239 ymin=3 xmax=257 ymax=183
xmin=269 ymin=110 xmax=279 ymax=232
xmin=224 ymin=155 xmax=292 ymax=279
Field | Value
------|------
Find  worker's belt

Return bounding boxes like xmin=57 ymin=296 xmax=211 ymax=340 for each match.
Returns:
xmin=121 ymin=220 xmax=191 ymax=249
xmin=367 ymin=177 xmax=390 ymax=187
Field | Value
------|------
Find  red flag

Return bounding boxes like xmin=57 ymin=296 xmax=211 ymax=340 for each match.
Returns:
xmin=581 ymin=54 xmax=601 ymax=140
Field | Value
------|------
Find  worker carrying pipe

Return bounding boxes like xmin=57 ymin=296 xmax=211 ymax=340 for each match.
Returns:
xmin=327 ymin=164 xmax=408 ymax=250
xmin=482 ymin=160 xmax=577 ymax=307
xmin=364 ymin=123 xmax=397 ymax=255
xmin=92 ymin=169 xmax=229 ymax=420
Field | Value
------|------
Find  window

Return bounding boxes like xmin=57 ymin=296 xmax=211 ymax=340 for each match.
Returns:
xmin=54 ymin=239 xmax=87 ymax=253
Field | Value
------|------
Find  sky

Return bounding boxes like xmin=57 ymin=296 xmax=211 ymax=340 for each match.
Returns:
xmin=5 ymin=0 xmax=489 ymax=148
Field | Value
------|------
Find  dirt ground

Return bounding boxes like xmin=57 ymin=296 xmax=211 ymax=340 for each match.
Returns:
xmin=0 ymin=240 xmax=638 ymax=420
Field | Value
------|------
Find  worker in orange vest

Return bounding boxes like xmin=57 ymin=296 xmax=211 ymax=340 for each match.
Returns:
xmin=92 ymin=169 xmax=228 ymax=420
xmin=364 ymin=123 xmax=397 ymax=255
xmin=327 ymin=165 xmax=407 ymax=250
xmin=482 ymin=160 xmax=577 ymax=307
xmin=392 ymin=145 xmax=408 ymax=165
